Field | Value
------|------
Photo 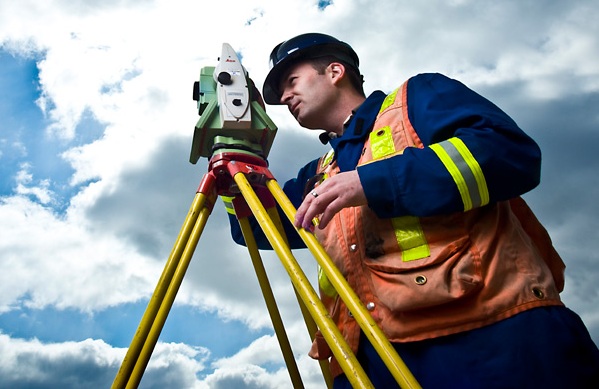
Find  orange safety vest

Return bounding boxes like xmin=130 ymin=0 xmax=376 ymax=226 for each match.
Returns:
xmin=309 ymin=81 xmax=566 ymax=377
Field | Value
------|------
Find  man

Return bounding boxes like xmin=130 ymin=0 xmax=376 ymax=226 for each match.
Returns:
xmin=228 ymin=33 xmax=599 ymax=388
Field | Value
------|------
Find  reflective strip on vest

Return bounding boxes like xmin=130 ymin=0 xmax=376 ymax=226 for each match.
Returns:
xmin=317 ymin=150 xmax=337 ymax=297
xmin=321 ymin=149 xmax=335 ymax=169
xmin=379 ymin=87 xmax=399 ymax=113
xmin=318 ymin=265 xmax=337 ymax=298
xmin=369 ymin=125 xmax=430 ymax=262
xmin=429 ymin=137 xmax=489 ymax=211
xmin=221 ymin=195 xmax=236 ymax=215
xmin=370 ymin=126 xmax=396 ymax=158
xmin=391 ymin=216 xmax=430 ymax=261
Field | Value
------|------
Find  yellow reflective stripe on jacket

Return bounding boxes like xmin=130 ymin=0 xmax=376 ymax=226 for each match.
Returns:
xmin=369 ymin=123 xmax=430 ymax=262
xmin=429 ymin=137 xmax=489 ymax=211
xmin=221 ymin=195 xmax=236 ymax=215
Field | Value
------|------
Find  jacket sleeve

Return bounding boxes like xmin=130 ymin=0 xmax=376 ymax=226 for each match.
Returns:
xmin=358 ymin=73 xmax=542 ymax=218
xmin=227 ymin=158 xmax=320 ymax=249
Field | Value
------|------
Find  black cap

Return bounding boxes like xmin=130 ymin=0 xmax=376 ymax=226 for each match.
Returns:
xmin=262 ymin=33 xmax=359 ymax=105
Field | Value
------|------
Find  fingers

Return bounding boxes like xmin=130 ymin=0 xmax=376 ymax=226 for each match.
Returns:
xmin=295 ymin=190 xmax=335 ymax=230
xmin=294 ymin=171 xmax=367 ymax=231
xmin=294 ymin=190 xmax=320 ymax=230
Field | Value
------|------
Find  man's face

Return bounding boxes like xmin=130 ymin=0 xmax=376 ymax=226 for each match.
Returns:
xmin=278 ymin=61 xmax=338 ymax=129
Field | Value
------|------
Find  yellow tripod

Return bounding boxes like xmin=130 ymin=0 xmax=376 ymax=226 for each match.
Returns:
xmin=110 ymin=150 xmax=421 ymax=388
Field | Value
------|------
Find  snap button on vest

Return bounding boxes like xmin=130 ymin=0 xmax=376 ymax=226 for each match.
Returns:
xmin=366 ymin=302 xmax=375 ymax=311
xmin=415 ymin=275 xmax=427 ymax=285
xmin=349 ymin=244 xmax=358 ymax=252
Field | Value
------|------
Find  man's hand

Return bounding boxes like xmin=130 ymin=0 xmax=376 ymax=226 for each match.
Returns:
xmin=295 ymin=170 xmax=367 ymax=231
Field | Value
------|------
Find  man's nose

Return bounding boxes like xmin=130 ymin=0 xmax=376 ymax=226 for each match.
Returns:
xmin=280 ymin=89 xmax=292 ymax=105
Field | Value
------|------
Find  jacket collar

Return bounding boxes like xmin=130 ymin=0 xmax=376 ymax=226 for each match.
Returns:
xmin=330 ymin=90 xmax=387 ymax=148
xmin=328 ymin=90 xmax=387 ymax=172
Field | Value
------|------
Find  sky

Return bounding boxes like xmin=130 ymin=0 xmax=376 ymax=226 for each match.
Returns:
xmin=0 ymin=0 xmax=598 ymax=388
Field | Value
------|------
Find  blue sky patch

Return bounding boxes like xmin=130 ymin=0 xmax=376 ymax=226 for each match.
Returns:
xmin=0 ymin=301 xmax=272 ymax=359
xmin=0 ymin=49 xmax=105 ymax=212
xmin=318 ymin=0 xmax=333 ymax=10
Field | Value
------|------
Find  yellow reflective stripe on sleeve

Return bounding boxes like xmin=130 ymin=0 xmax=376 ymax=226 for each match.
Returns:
xmin=429 ymin=137 xmax=489 ymax=211
xmin=221 ymin=195 xmax=236 ymax=215
xmin=391 ymin=216 xmax=431 ymax=262
xmin=379 ymin=88 xmax=399 ymax=113
xmin=369 ymin=126 xmax=395 ymax=158
xmin=318 ymin=265 xmax=338 ymax=298
xmin=369 ymin=116 xmax=430 ymax=262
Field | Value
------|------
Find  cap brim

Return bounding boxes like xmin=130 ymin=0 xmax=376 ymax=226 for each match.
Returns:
xmin=262 ymin=54 xmax=298 ymax=105
xmin=262 ymin=70 xmax=283 ymax=105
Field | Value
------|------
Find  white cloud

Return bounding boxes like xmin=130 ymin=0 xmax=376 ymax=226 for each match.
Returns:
xmin=0 ymin=333 xmax=208 ymax=389
xmin=0 ymin=330 xmax=323 ymax=388
xmin=201 ymin=364 xmax=289 ymax=389
xmin=14 ymin=163 xmax=54 ymax=204
xmin=207 ymin=332 xmax=325 ymax=389
xmin=0 ymin=334 xmax=120 ymax=387
xmin=0 ymin=195 xmax=160 ymax=313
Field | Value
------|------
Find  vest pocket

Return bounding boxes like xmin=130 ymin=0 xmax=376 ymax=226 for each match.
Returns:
xmin=364 ymin=236 xmax=483 ymax=312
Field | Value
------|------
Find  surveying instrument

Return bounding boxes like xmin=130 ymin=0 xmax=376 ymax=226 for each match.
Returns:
xmin=111 ymin=43 xmax=420 ymax=389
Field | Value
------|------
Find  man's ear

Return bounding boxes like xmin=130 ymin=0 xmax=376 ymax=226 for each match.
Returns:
xmin=328 ymin=62 xmax=346 ymax=85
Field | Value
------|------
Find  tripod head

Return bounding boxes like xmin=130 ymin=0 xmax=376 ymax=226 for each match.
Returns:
xmin=190 ymin=43 xmax=277 ymax=164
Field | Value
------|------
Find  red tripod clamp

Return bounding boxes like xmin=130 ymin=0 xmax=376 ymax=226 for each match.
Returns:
xmin=197 ymin=152 xmax=276 ymax=218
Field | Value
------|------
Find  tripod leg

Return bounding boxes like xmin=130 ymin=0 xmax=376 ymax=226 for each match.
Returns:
xmin=129 ymin=195 xmax=213 ymax=387
xmin=266 ymin=206 xmax=333 ymax=388
xmin=112 ymin=175 xmax=217 ymax=389
xmin=232 ymin=172 xmax=375 ymax=389
xmin=291 ymin=287 xmax=334 ymax=389
xmin=237 ymin=216 xmax=305 ymax=389
xmin=266 ymin=179 xmax=422 ymax=389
